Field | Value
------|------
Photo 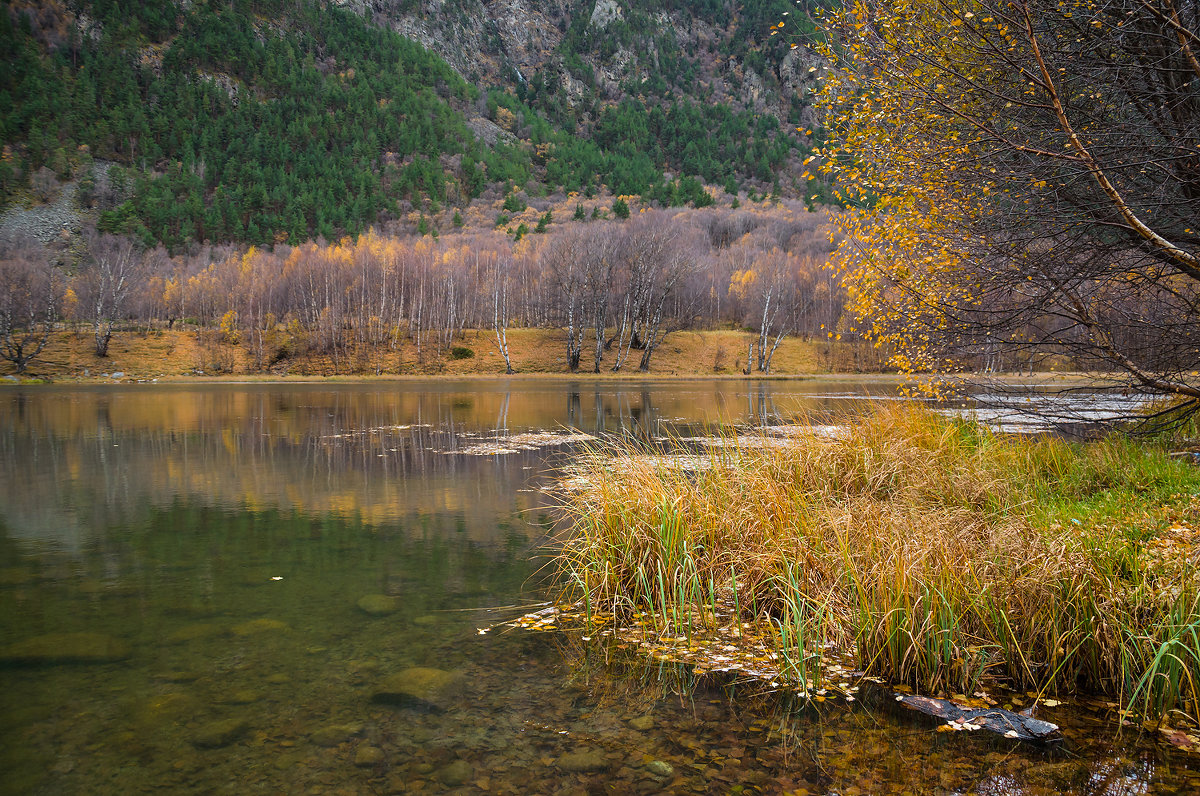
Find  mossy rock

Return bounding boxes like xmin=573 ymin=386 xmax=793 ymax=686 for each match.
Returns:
xmin=629 ymin=715 xmax=655 ymax=731
xmin=135 ymin=692 xmax=203 ymax=728
xmin=371 ymin=667 xmax=464 ymax=711
xmin=192 ymin=717 xmax=250 ymax=748
xmin=356 ymin=594 xmax=401 ymax=616
xmin=230 ymin=618 xmax=289 ymax=636
xmin=556 ymin=749 xmax=609 ymax=773
xmin=309 ymin=722 xmax=364 ymax=747
xmin=437 ymin=759 xmax=474 ymax=785
xmin=355 ymin=746 xmax=385 ymax=767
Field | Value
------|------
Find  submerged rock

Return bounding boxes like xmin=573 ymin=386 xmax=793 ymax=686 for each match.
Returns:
xmin=356 ymin=594 xmax=401 ymax=616
xmin=136 ymin=692 xmax=203 ymax=727
xmin=628 ymin=715 xmax=655 ymax=731
xmin=0 ymin=632 xmax=130 ymax=664
xmin=646 ymin=760 xmax=675 ymax=778
xmin=371 ymin=667 xmax=464 ymax=710
xmin=192 ymin=717 xmax=249 ymax=748
xmin=437 ymin=759 xmax=474 ymax=786
xmin=408 ymin=726 xmax=435 ymax=744
xmin=556 ymin=749 xmax=609 ymax=773
xmin=310 ymin=722 xmax=365 ymax=747
xmin=231 ymin=618 xmax=289 ymax=636
xmin=355 ymin=745 xmax=385 ymax=766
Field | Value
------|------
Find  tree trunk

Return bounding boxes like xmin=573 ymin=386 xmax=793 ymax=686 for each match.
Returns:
xmin=94 ymin=324 xmax=112 ymax=358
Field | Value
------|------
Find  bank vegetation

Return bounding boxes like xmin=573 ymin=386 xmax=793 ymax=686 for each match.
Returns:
xmin=554 ymin=406 xmax=1200 ymax=726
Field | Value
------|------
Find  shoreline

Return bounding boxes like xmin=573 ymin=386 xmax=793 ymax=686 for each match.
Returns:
xmin=1 ymin=371 xmax=1108 ymax=388
xmin=551 ymin=405 xmax=1200 ymax=730
xmin=2 ymin=327 xmax=1107 ymax=387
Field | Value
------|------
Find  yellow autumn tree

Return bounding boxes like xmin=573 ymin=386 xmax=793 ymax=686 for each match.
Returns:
xmin=814 ymin=0 xmax=1200 ymax=418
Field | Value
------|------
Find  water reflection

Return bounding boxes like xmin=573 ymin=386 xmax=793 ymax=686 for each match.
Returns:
xmin=1 ymin=379 xmax=1196 ymax=794
xmin=0 ymin=380 xmax=899 ymax=549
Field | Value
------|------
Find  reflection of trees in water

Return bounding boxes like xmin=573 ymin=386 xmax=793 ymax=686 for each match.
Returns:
xmin=748 ymin=382 xmax=779 ymax=427
xmin=567 ymin=389 xmax=581 ymax=429
xmin=570 ymin=386 xmax=662 ymax=441
xmin=0 ymin=382 xmax=899 ymax=549
xmin=0 ymin=412 xmax=556 ymax=551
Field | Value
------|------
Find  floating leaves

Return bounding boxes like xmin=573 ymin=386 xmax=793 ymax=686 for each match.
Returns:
xmin=482 ymin=602 xmax=862 ymax=704
xmin=448 ymin=431 xmax=595 ymax=456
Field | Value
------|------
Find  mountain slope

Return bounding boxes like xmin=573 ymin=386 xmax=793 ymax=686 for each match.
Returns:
xmin=0 ymin=0 xmax=827 ymax=249
xmin=360 ymin=0 xmax=823 ymax=127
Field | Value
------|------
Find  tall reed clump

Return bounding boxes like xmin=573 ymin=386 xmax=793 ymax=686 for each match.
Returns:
xmin=553 ymin=404 xmax=1200 ymax=722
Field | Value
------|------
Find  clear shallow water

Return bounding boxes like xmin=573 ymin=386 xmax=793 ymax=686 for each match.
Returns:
xmin=0 ymin=379 xmax=1197 ymax=795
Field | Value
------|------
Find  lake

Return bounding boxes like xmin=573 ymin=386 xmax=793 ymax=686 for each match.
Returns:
xmin=1 ymin=379 xmax=1196 ymax=794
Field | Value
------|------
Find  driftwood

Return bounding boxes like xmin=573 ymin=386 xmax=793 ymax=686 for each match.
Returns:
xmin=897 ymin=694 xmax=1061 ymax=741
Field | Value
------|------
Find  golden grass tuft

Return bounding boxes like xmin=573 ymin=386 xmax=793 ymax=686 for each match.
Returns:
xmin=554 ymin=404 xmax=1200 ymax=722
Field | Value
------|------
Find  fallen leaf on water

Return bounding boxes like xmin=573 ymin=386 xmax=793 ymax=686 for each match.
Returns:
xmin=1159 ymin=727 xmax=1200 ymax=753
xmin=973 ymin=690 xmax=998 ymax=706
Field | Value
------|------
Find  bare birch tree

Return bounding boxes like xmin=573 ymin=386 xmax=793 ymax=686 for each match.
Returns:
xmin=0 ymin=237 xmax=60 ymax=374
xmin=541 ymin=229 xmax=589 ymax=371
xmin=79 ymin=232 xmax=145 ymax=357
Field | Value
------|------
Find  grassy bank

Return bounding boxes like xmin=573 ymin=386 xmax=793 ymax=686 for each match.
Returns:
xmin=553 ymin=406 xmax=1200 ymax=725
xmin=2 ymin=327 xmax=890 ymax=381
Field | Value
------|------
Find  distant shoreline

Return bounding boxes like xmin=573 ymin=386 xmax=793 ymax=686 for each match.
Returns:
xmin=2 ymin=370 xmax=1106 ymax=391
xmin=1 ymin=327 xmax=1101 ymax=387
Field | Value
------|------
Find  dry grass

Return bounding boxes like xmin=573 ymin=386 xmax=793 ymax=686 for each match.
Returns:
xmin=2 ymin=326 xmax=884 ymax=380
xmin=554 ymin=405 xmax=1200 ymax=723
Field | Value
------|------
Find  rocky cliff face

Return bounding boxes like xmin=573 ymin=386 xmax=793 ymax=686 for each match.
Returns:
xmin=339 ymin=0 xmax=566 ymax=80
xmin=341 ymin=0 xmax=820 ymax=126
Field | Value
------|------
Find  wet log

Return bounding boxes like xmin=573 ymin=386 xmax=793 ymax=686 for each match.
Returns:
xmin=897 ymin=694 xmax=1060 ymax=741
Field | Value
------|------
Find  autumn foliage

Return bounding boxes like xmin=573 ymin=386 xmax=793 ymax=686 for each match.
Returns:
xmin=0 ymin=202 xmax=853 ymax=376
xmin=815 ymin=0 xmax=1200 ymax=414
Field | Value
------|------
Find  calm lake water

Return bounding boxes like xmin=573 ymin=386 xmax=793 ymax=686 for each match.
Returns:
xmin=1 ymin=379 xmax=1196 ymax=795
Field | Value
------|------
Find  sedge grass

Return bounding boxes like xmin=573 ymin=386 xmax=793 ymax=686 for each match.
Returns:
xmin=552 ymin=404 xmax=1200 ymax=723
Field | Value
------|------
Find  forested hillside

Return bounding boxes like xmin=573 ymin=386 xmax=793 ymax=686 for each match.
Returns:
xmin=0 ymin=0 xmax=826 ymax=249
